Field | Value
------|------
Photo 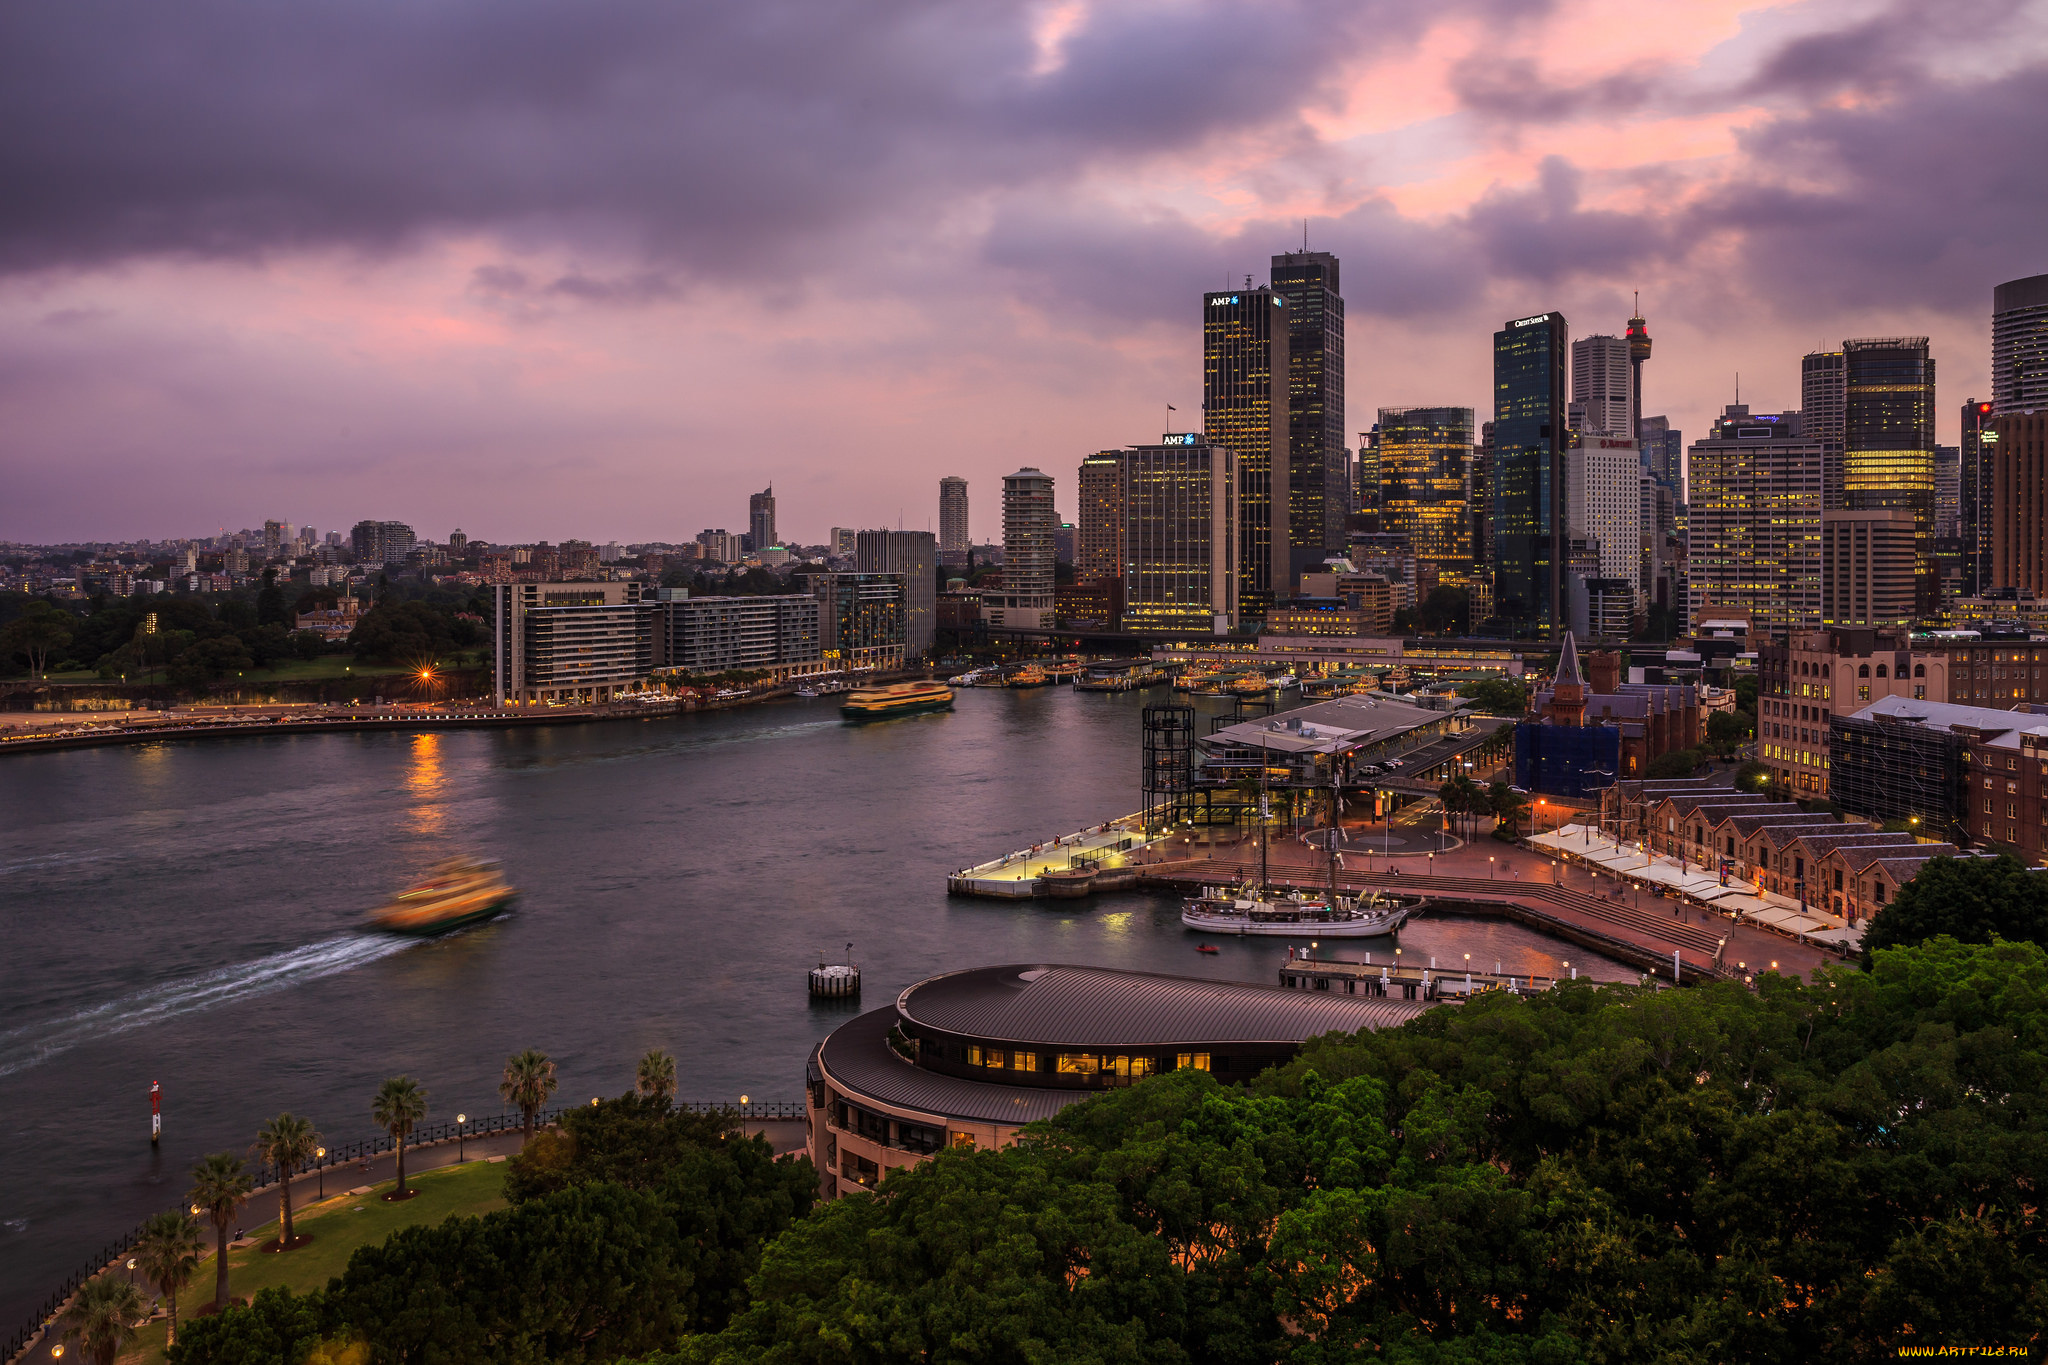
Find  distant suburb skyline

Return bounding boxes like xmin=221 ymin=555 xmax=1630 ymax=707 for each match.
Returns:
xmin=3 ymin=0 xmax=2046 ymax=544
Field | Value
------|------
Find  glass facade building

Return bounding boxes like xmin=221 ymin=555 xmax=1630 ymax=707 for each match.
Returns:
xmin=1375 ymin=406 xmax=1473 ymax=579
xmin=1993 ymin=273 xmax=2048 ymax=415
xmin=1076 ymin=450 xmax=1125 ymax=584
xmin=1204 ymin=287 xmax=1290 ymax=615
xmin=1802 ymin=350 xmax=1847 ymax=510
xmin=1492 ymin=312 xmax=1568 ymax=634
xmin=1118 ymin=436 xmax=1238 ymax=636
xmin=1685 ymin=408 xmax=1824 ymax=639
xmin=1843 ymin=337 xmax=1936 ymax=615
xmin=1270 ymin=251 xmax=1346 ymax=565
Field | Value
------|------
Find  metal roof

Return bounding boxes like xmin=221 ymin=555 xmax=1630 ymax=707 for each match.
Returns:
xmin=897 ymin=964 xmax=1432 ymax=1047
xmin=1204 ymin=693 xmax=1448 ymax=756
xmin=815 ymin=1007 xmax=1090 ymax=1126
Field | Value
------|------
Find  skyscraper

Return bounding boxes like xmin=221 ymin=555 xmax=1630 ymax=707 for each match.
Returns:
xmin=983 ymin=469 xmax=1057 ymax=631
xmin=1270 ymin=251 xmax=1345 ymax=564
xmin=1636 ymin=415 xmax=1683 ymax=493
xmin=1686 ymin=407 xmax=1823 ymax=637
xmin=1203 ymin=285 xmax=1289 ymax=614
xmin=1119 ymin=435 xmax=1239 ymax=635
xmin=855 ymin=530 xmax=936 ymax=656
xmin=1492 ymin=311 xmax=1569 ymax=633
xmin=1802 ymin=349 xmax=1847 ymax=509
xmin=749 ymin=487 xmax=777 ymax=550
xmin=1566 ymin=432 xmax=1643 ymax=619
xmin=1076 ymin=450 xmax=1126 ymax=583
xmin=1375 ymin=407 xmax=1473 ymax=579
xmin=1570 ymin=334 xmax=1632 ymax=437
xmin=938 ymin=477 xmax=969 ymax=565
xmin=1993 ymin=273 xmax=2048 ymax=415
xmin=1823 ymin=509 xmax=1915 ymax=630
xmin=1961 ymin=400 xmax=1996 ymax=595
xmin=1990 ymin=411 xmax=2048 ymax=596
xmin=1843 ymin=337 xmax=1936 ymax=615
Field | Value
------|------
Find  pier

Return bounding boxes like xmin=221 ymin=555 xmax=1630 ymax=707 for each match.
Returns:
xmin=1278 ymin=952 xmax=1575 ymax=1000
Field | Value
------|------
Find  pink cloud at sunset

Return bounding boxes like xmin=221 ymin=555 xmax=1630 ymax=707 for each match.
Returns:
xmin=1 ymin=0 xmax=2044 ymax=543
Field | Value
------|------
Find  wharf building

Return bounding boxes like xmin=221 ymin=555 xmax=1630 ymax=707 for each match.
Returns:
xmin=1492 ymin=312 xmax=1569 ymax=635
xmin=855 ymin=530 xmax=936 ymax=656
xmin=1374 ymin=406 xmax=1474 ymax=587
xmin=1515 ymin=631 xmax=1701 ymax=795
xmin=490 ymin=581 xmax=654 ymax=706
xmin=1271 ymin=250 xmax=1348 ymax=562
xmin=798 ymin=572 xmax=909 ymax=671
xmin=807 ymin=964 xmax=1428 ymax=1199
xmin=1204 ymin=285 xmax=1290 ymax=617
xmin=1118 ymin=435 xmax=1239 ymax=635
xmin=981 ymin=469 xmax=1057 ymax=632
xmin=938 ymin=477 xmax=970 ymax=565
xmin=1842 ymin=337 xmax=1937 ymax=616
xmin=1684 ymin=407 xmax=1823 ymax=637
xmin=1602 ymin=779 xmax=1966 ymax=923
xmin=1830 ymin=695 xmax=2048 ymax=847
xmin=655 ymin=592 xmax=825 ymax=682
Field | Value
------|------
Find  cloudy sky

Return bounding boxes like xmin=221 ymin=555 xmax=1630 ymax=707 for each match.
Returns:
xmin=3 ymin=0 xmax=2045 ymax=545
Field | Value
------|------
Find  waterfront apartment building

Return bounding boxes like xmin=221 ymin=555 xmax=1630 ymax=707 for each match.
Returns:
xmin=1271 ymin=250 xmax=1347 ymax=559
xmin=490 ymin=580 xmax=655 ymax=706
xmin=656 ymin=592 xmax=824 ymax=681
xmin=1492 ymin=311 xmax=1569 ymax=634
xmin=749 ymin=487 xmax=777 ymax=552
xmin=938 ymin=477 xmax=970 ymax=565
xmin=1994 ymin=273 xmax=2048 ymax=416
xmin=1990 ymin=411 xmax=2048 ymax=596
xmin=855 ymin=530 xmax=936 ymax=656
xmin=798 ymin=572 xmax=908 ymax=670
xmin=1076 ymin=450 xmax=1125 ymax=583
xmin=1118 ymin=435 xmax=1238 ymax=635
xmin=1756 ymin=627 xmax=1947 ymax=798
xmin=1570 ymin=334 xmax=1632 ymax=437
xmin=1802 ymin=349 xmax=1847 ymax=509
xmin=982 ymin=468 xmax=1057 ymax=632
xmin=1822 ymin=509 xmax=1915 ymax=630
xmin=1685 ymin=407 xmax=1823 ymax=638
xmin=1375 ymin=407 xmax=1473 ymax=580
xmin=1843 ymin=337 xmax=1937 ymax=615
xmin=1204 ymin=285 xmax=1290 ymax=615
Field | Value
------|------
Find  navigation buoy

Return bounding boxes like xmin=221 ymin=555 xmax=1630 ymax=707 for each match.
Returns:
xmin=810 ymin=942 xmax=861 ymax=998
xmin=150 ymin=1080 xmax=161 ymax=1145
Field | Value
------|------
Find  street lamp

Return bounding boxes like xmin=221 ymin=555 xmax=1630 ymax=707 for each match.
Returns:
xmin=455 ymin=1116 xmax=466 ymax=1163
xmin=1489 ymin=855 xmax=1496 ymax=879
xmin=316 ymin=1147 xmax=327 ymax=1199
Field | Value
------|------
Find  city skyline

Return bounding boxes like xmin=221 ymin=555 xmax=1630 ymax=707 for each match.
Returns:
xmin=3 ymin=0 xmax=2044 ymax=543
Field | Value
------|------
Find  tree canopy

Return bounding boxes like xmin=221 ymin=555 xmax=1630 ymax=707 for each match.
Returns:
xmin=1456 ymin=678 xmax=1528 ymax=716
xmin=1863 ymin=853 xmax=2048 ymax=957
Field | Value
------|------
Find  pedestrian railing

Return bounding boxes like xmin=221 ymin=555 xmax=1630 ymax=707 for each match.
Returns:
xmin=4 ymin=1097 xmax=800 ymax=1365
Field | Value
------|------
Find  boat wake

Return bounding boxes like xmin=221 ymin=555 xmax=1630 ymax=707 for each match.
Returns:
xmin=0 ymin=935 xmax=409 ymax=1078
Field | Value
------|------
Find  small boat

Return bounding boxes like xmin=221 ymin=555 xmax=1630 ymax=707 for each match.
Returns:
xmin=795 ymin=686 xmax=820 ymax=699
xmin=1007 ymin=665 xmax=1054 ymax=689
xmin=368 ymin=857 xmax=516 ymax=936
xmin=840 ymin=679 xmax=955 ymax=722
xmin=1195 ymin=944 xmax=1220 ymax=955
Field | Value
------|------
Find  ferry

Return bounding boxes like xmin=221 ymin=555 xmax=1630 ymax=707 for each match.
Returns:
xmin=367 ymin=858 xmax=517 ymax=936
xmin=1006 ymin=665 xmax=1054 ymax=689
xmin=1181 ymin=885 xmax=1420 ymax=938
xmin=840 ymin=679 xmax=955 ymax=722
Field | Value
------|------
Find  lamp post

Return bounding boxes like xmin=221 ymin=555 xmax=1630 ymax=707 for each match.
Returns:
xmin=456 ymin=1115 xmax=466 ymax=1163
xmin=1488 ymin=855 xmax=1496 ymax=879
xmin=316 ymin=1146 xmax=327 ymax=1200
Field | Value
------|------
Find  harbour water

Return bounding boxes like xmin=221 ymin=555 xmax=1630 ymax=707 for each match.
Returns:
xmin=0 ymin=686 xmax=1624 ymax=1327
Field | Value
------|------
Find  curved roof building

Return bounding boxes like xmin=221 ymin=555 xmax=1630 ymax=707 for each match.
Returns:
xmin=807 ymin=963 xmax=1430 ymax=1199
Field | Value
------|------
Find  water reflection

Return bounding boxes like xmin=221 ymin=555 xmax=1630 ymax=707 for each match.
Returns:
xmin=405 ymin=733 xmax=445 ymax=838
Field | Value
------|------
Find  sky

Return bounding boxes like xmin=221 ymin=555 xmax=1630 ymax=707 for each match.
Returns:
xmin=3 ymin=0 xmax=2046 ymax=546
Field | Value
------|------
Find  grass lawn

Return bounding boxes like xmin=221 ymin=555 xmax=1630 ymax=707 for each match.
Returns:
xmin=116 ymin=1160 xmax=508 ymax=1364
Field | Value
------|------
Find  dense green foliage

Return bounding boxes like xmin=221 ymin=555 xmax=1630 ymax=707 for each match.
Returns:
xmin=169 ymin=1096 xmax=815 ymax=1365
xmin=670 ymin=938 xmax=2048 ymax=1363
xmin=1865 ymin=853 xmax=2048 ymax=957
xmin=1644 ymin=747 xmax=1703 ymax=778
xmin=347 ymin=600 xmax=483 ymax=664
xmin=1457 ymin=678 xmax=1528 ymax=716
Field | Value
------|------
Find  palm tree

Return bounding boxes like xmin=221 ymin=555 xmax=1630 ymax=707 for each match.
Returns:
xmin=58 ymin=1274 xmax=147 ymax=1365
xmin=1437 ymin=779 xmax=1469 ymax=840
xmin=252 ymin=1112 xmax=320 ymax=1249
xmin=371 ymin=1076 xmax=428 ymax=1198
xmin=500 ymin=1049 xmax=558 ymax=1148
xmin=187 ymin=1152 xmax=254 ymax=1312
xmin=635 ymin=1049 xmax=676 ymax=1104
xmin=132 ymin=1209 xmax=203 ymax=1347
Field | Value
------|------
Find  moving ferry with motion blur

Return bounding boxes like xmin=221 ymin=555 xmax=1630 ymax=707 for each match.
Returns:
xmin=368 ymin=857 xmax=517 ymax=936
xmin=840 ymin=679 xmax=955 ymax=723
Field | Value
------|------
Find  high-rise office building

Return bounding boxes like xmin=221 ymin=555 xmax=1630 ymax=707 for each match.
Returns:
xmin=1990 ymin=412 xmax=2048 ymax=596
xmin=938 ymin=477 xmax=969 ymax=563
xmin=1203 ymin=285 xmax=1289 ymax=614
xmin=1076 ymin=450 xmax=1126 ymax=583
xmin=1961 ymin=401 xmax=1996 ymax=595
xmin=1993 ymin=273 xmax=2048 ymax=415
xmin=1570 ymin=334 xmax=1632 ymax=437
xmin=1355 ymin=428 xmax=1381 ymax=516
xmin=1375 ymin=407 xmax=1473 ymax=578
xmin=1492 ymin=311 xmax=1569 ymax=633
xmin=1843 ymin=337 xmax=1936 ymax=615
xmin=1472 ymin=422 xmax=1493 ymax=572
xmin=1802 ymin=349 xmax=1847 ymax=511
xmin=1822 ymin=509 xmax=1915 ymax=630
xmin=1685 ymin=407 xmax=1824 ymax=638
xmin=749 ymin=487 xmax=777 ymax=550
xmin=1119 ymin=435 xmax=1239 ymax=635
xmin=1934 ymin=444 xmax=1961 ymax=539
xmin=797 ymin=572 xmax=909 ymax=670
xmin=1637 ymin=415 xmax=1683 ymax=493
xmin=983 ymin=468 xmax=1057 ymax=631
xmin=1270 ymin=251 xmax=1345 ymax=563
xmin=1566 ymin=433 xmax=1643 ymax=610
xmin=856 ymin=530 xmax=937 ymax=656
